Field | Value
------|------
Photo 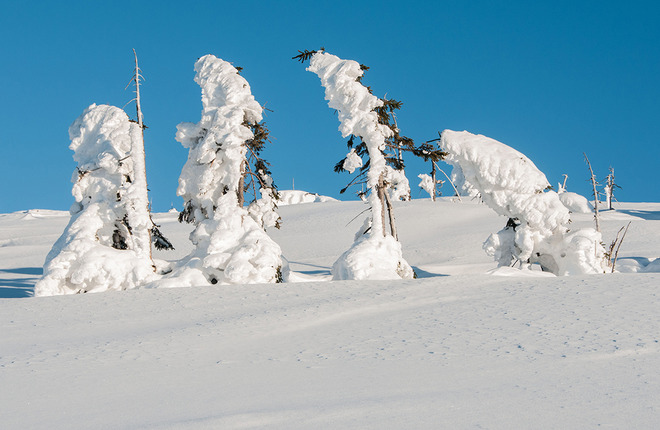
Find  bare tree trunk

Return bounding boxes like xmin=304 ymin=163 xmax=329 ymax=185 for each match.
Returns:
xmin=127 ymin=48 xmax=154 ymax=264
xmin=237 ymin=162 xmax=245 ymax=207
xmin=376 ymin=174 xmax=387 ymax=237
xmin=584 ymin=153 xmax=600 ymax=232
xmin=430 ymin=162 xmax=436 ymax=202
xmin=383 ymin=188 xmax=398 ymax=240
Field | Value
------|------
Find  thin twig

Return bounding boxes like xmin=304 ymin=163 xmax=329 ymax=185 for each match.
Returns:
xmin=611 ymin=221 xmax=631 ymax=273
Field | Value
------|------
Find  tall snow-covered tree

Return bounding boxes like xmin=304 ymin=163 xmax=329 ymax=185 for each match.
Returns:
xmin=295 ymin=49 xmax=415 ymax=280
xmin=441 ymin=130 xmax=607 ymax=276
xmin=35 ymin=104 xmax=158 ymax=295
xmin=162 ymin=54 xmax=282 ymax=287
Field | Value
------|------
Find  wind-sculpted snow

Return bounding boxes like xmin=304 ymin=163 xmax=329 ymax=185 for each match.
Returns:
xmin=163 ymin=55 xmax=282 ymax=287
xmin=308 ymin=51 xmax=412 ymax=280
xmin=176 ymin=55 xmax=263 ymax=216
xmin=442 ymin=130 xmax=607 ymax=275
xmin=35 ymin=104 xmax=156 ymax=296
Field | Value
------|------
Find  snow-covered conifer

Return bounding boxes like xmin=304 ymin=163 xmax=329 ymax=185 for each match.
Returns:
xmin=160 ymin=54 xmax=282 ymax=287
xmin=442 ymin=130 xmax=607 ymax=276
xmin=35 ymin=104 xmax=158 ymax=296
xmin=298 ymin=49 xmax=414 ymax=280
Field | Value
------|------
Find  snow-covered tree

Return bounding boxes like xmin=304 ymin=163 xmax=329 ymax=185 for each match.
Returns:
xmin=161 ymin=54 xmax=282 ymax=287
xmin=603 ymin=167 xmax=620 ymax=210
xmin=296 ymin=49 xmax=415 ymax=280
xmin=35 ymin=104 xmax=158 ymax=295
xmin=441 ymin=130 xmax=607 ymax=276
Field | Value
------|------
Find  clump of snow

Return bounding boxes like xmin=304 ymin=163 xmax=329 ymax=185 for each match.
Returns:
xmin=35 ymin=104 xmax=156 ymax=296
xmin=342 ymin=148 xmax=363 ymax=174
xmin=558 ymin=191 xmax=593 ymax=214
xmin=331 ymin=234 xmax=414 ymax=280
xmin=418 ymin=174 xmax=435 ymax=197
xmin=277 ymin=190 xmax=337 ymax=206
xmin=442 ymin=129 xmax=607 ymax=275
xmin=307 ymin=51 xmax=413 ymax=280
xmin=383 ymin=166 xmax=410 ymax=201
xmin=154 ymin=55 xmax=282 ymax=287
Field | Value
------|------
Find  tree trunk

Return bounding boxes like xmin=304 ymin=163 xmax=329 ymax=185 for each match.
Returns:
xmin=376 ymin=174 xmax=387 ymax=237
xmin=584 ymin=153 xmax=600 ymax=232
xmin=127 ymin=49 xmax=154 ymax=264
xmin=383 ymin=188 xmax=398 ymax=240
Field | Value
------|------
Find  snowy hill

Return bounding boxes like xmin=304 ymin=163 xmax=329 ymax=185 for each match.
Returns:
xmin=2 ymin=199 xmax=660 ymax=428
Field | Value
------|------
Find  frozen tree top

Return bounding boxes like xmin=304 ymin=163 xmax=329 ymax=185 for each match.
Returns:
xmin=442 ymin=130 xmax=569 ymax=233
xmin=307 ymin=51 xmax=391 ymax=146
xmin=194 ymin=54 xmax=262 ymax=127
xmin=176 ymin=55 xmax=264 ymax=215
xmin=442 ymin=130 xmax=550 ymax=195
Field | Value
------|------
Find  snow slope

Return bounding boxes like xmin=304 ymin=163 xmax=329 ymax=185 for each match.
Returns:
xmin=2 ymin=200 xmax=660 ymax=429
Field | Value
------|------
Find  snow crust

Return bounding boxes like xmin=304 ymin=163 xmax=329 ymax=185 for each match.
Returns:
xmin=35 ymin=104 xmax=155 ymax=296
xmin=307 ymin=51 xmax=413 ymax=280
xmin=160 ymin=55 xmax=282 ymax=286
xmin=442 ymin=130 xmax=606 ymax=275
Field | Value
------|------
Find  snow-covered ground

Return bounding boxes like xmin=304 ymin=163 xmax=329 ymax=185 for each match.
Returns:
xmin=2 ymin=199 xmax=660 ymax=428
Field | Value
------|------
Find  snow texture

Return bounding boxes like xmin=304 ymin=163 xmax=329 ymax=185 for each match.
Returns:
xmin=307 ymin=51 xmax=413 ymax=280
xmin=558 ymin=191 xmax=593 ymax=214
xmin=160 ymin=55 xmax=282 ymax=286
xmin=35 ymin=104 xmax=156 ymax=296
xmin=3 ymin=200 xmax=660 ymax=429
xmin=442 ymin=130 xmax=606 ymax=275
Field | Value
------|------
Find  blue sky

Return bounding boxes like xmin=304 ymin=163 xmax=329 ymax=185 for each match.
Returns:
xmin=1 ymin=1 xmax=658 ymax=213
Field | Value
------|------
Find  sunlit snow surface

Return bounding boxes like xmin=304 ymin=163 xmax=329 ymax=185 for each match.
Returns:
xmin=2 ymin=200 xmax=660 ymax=429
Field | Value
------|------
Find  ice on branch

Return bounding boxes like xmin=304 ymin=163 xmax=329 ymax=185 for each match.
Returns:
xmin=307 ymin=51 xmax=413 ymax=280
xmin=441 ymin=130 xmax=607 ymax=276
xmin=155 ymin=55 xmax=282 ymax=287
xmin=35 ymin=104 xmax=157 ymax=296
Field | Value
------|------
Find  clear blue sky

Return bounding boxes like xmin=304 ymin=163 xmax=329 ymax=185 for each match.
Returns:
xmin=1 ymin=1 xmax=658 ymax=213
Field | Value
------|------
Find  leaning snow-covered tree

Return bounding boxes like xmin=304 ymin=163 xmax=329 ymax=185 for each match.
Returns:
xmin=441 ymin=130 xmax=607 ymax=276
xmin=35 ymin=104 xmax=159 ymax=295
xmin=295 ymin=49 xmax=415 ymax=280
xmin=161 ymin=54 xmax=282 ymax=287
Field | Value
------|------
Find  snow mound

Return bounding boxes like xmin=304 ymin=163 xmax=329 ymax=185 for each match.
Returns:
xmin=332 ymin=234 xmax=414 ymax=280
xmin=277 ymin=190 xmax=337 ymax=206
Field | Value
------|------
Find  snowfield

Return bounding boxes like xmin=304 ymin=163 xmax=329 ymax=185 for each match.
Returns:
xmin=2 ymin=199 xmax=660 ymax=429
